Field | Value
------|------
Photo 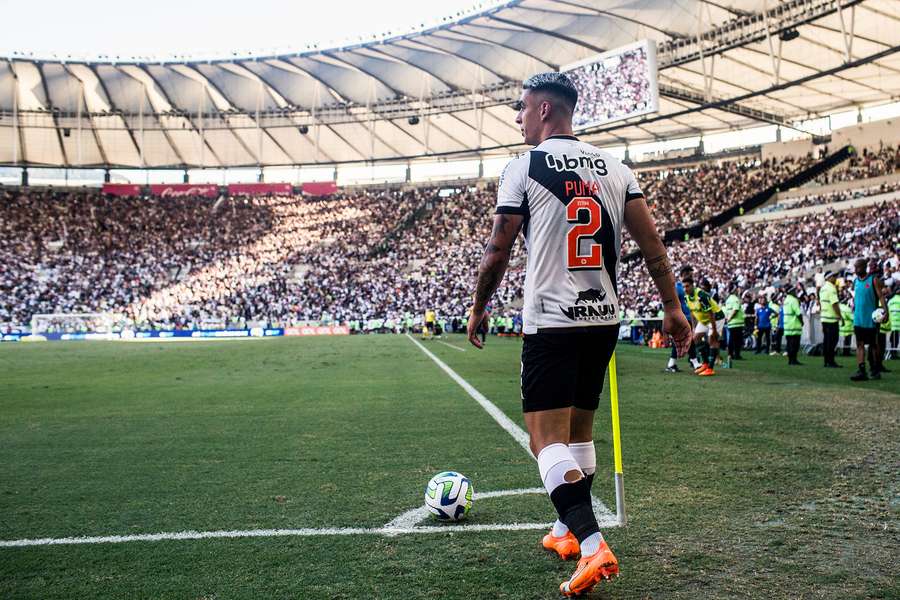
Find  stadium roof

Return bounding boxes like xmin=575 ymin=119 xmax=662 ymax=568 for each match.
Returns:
xmin=1 ymin=0 xmax=898 ymax=168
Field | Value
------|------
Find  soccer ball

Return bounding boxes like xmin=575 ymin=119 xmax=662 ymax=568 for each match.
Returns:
xmin=872 ymin=308 xmax=886 ymax=324
xmin=424 ymin=471 xmax=473 ymax=521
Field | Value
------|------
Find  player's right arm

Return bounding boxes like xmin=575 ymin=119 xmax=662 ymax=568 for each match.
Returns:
xmin=468 ymin=213 xmax=523 ymax=348
xmin=624 ymin=195 xmax=691 ymax=356
xmin=467 ymin=156 xmax=527 ymax=349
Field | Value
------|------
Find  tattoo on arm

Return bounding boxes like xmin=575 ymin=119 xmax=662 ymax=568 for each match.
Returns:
xmin=645 ymin=254 xmax=672 ymax=280
xmin=645 ymin=253 xmax=678 ymax=308
xmin=473 ymin=215 xmax=518 ymax=309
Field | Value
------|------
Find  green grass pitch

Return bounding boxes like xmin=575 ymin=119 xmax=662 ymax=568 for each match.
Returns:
xmin=1 ymin=335 xmax=898 ymax=599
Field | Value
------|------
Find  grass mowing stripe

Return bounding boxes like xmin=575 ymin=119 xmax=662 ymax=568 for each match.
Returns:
xmin=405 ymin=334 xmax=617 ymax=525
xmin=406 ymin=334 xmax=531 ymax=453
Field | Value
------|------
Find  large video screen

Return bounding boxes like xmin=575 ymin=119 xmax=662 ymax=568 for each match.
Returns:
xmin=563 ymin=40 xmax=659 ymax=131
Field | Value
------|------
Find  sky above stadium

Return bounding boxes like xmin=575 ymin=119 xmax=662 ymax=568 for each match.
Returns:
xmin=0 ymin=0 xmax=493 ymax=60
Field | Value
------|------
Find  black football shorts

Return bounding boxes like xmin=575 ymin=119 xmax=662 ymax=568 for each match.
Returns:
xmin=520 ymin=325 xmax=618 ymax=413
xmin=854 ymin=326 xmax=876 ymax=346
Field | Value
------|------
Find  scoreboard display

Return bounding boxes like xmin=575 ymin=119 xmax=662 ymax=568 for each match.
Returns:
xmin=563 ymin=39 xmax=660 ymax=131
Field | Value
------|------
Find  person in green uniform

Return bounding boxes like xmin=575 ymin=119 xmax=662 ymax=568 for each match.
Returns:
xmin=878 ymin=302 xmax=891 ymax=364
xmin=783 ymin=283 xmax=804 ymax=365
xmin=889 ymin=284 xmax=900 ymax=360
xmin=724 ymin=287 xmax=745 ymax=362
xmin=839 ymin=296 xmax=854 ymax=357
xmin=818 ymin=271 xmax=843 ymax=368
xmin=769 ymin=297 xmax=782 ymax=355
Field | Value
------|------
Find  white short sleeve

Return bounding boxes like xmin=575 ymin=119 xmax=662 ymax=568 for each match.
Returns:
xmin=623 ymin=166 xmax=643 ymax=202
xmin=495 ymin=155 xmax=529 ymax=215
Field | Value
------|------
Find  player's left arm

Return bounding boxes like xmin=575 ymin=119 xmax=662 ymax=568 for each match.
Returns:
xmin=468 ymin=213 xmax=523 ymax=348
xmin=624 ymin=196 xmax=691 ymax=356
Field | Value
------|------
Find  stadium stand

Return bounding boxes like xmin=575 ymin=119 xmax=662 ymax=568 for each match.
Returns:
xmin=2 ymin=138 xmax=898 ymax=334
xmin=618 ymin=201 xmax=900 ymax=316
xmin=636 ymin=153 xmax=817 ymax=231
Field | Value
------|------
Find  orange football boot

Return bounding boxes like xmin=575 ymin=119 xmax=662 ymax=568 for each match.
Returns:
xmin=541 ymin=530 xmax=580 ymax=560
xmin=694 ymin=362 xmax=709 ymax=374
xmin=698 ymin=365 xmax=716 ymax=376
xmin=559 ymin=540 xmax=619 ymax=597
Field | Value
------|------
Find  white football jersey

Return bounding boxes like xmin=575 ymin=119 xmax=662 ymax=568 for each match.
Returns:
xmin=496 ymin=134 xmax=642 ymax=334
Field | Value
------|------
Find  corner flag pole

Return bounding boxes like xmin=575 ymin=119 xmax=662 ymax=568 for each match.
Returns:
xmin=608 ymin=352 xmax=626 ymax=526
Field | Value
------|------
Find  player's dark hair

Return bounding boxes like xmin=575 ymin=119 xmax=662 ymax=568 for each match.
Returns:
xmin=522 ymin=72 xmax=578 ymax=112
xmin=682 ymin=275 xmax=694 ymax=285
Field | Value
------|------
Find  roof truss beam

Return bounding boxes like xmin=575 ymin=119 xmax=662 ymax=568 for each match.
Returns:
xmin=657 ymin=0 xmax=866 ymax=68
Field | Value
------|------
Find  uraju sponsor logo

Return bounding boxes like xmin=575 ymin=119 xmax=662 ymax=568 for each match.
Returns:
xmin=560 ymin=288 xmax=615 ymax=321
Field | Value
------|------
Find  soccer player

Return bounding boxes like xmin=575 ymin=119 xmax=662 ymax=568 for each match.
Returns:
xmin=665 ymin=265 xmax=702 ymax=373
xmin=465 ymin=72 xmax=691 ymax=596
xmin=683 ymin=276 xmax=725 ymax=376
xmin=423 ymin=308 xmax=436 ymax=340
xmin=851 ymin=258 xmax=888 ymax=381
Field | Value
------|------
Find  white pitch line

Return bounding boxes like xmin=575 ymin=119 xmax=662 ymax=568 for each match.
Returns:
xmin=0 ymin=486 xmax=619 ymax=549
xmin=384 ymin=487 xmax=546 ymax=531
xmin=405 ymin=334 xmax=616 ymax=524
xmin=2 ymin=489 xmax=554 ymax=548
xmin=436 ymin=340 xmax=466 ymax=352
xmin=0 ymin=523 xmax=547 ymax=548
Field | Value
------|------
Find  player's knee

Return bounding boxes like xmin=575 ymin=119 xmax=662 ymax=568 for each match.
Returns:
xmin=564 ymin=468 xmax=583 ymax=483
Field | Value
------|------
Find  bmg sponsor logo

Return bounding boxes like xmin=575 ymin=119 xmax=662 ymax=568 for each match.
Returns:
xmin=545 ymin=153 xmax=608 ymax=175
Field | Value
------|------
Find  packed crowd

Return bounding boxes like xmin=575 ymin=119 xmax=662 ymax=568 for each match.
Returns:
xmin=761 ymin=179 xmax=900 ymax=213
xmin=295 ymin=185 xmax=524 ymax=324
xmin=1 ymin=185 xmax=524 ymax=331
xmin=0 ymin=187 xmax=428 ymax=329
xmin=617 ymin=202 xmax=900 ymax=316
xmin=815 ymin=144 xmax=898 ymax=184
xmin=3 ymin=145 xmax=898 ymax=333
xmin=568 ymin=46 xmax=653 ymax=128
xmin=635 ymin=154 xmax=817 ymax=231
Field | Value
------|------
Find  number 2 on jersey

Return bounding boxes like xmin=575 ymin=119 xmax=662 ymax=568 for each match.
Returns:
xmin=566 ymin=196 xmax=602 ymax=270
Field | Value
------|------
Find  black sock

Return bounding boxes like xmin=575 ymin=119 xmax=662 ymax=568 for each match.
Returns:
xmin=858 ymin=362 xmax=866 ymax=373
xmin=549 ymin=478 xmax=599 ymax=543
xmin=710 ymin=347 xmax=720 ymax=366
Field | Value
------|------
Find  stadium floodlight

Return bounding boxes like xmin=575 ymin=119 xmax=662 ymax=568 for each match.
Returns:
xmin=30 ymin=313 xmax=122 ymax=339
xmin=779 ymin=28 xmax=800 ymax=42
